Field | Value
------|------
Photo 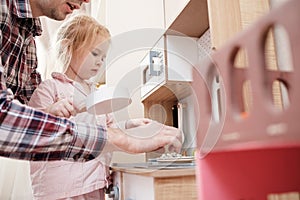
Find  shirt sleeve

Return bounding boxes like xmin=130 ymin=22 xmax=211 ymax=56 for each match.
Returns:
xmin=22 ymin=38 xmax=42 ymax=103
xmin=0 ymin=82 xmax=107 ymax=161
xmin=28 ymin=79 xmax=56 ymax=112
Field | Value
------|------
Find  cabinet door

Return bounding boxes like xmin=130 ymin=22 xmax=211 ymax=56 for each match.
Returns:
xmin=123 ymin=173 xmax=155 ymax=200
xmin=207 ymin=0 xmax=243 ymax=50
xmin=208 ymin=0 xmax=275 ymax=113
xmin=208 ymin=0 xmax=270 ymax=50
xmin=166 ymin=35 xmax=197 ymax=82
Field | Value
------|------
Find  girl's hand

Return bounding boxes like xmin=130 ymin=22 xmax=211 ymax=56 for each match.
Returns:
xmin=125 ymin=118 xmax=152 ymax=129
xmin=46 ymin=98 xmax=76 ymax=118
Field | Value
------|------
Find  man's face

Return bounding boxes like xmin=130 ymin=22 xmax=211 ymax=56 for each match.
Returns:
xmin=33 ymin=0 xmax=90 ymax=20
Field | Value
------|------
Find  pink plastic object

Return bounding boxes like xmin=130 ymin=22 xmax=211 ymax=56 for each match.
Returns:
xmin=192 ymin=0 xmax=300 ymax=199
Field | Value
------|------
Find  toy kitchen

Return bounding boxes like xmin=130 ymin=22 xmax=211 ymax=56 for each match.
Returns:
xmin=108 ymin=20 xmax=212 ymax=200
xmin=108 ymin=0 xmax=300 ymax=200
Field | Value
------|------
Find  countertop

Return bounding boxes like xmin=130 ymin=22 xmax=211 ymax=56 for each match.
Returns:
xmin=111 ymin=162 xmax=195 ymax=178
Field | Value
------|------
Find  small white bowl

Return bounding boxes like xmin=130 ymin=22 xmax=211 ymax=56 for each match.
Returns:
xmin=86 ymin=85 xmax=132 ymax=115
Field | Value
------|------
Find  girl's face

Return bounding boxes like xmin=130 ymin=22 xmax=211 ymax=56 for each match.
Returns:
xmin=68 ymin=37 xmax=109 ymax=81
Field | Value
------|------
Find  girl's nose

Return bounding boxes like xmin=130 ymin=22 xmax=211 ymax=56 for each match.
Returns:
xmin=96 ymin=60 xmax=103 ymax=67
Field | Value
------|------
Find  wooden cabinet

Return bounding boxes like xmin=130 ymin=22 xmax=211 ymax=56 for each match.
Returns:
xmin=140 ymin=0 xmax=276 ymax=128
xmin=141 ymin=0 xmax=209 ymax=145
xmin=208 ymin=0 xmax=271 ymax=50
xmin=141 ymin=35 xmax=198 ymax=100
xmin=141 ymin=0 xmax=274 ymax=115
xmin=141 ymin=0 xmax=209 ymax=133
xmin=112 ymin=166 xmax=197 ymax=200
xmin=140 ymin=34 xmax=198 ymax=159
xmin=207 ymin=0 xmax=287 ymax=113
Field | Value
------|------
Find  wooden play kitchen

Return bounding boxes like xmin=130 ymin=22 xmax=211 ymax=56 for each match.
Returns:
xmin=111 ymin=1 xmax=300 ymax=199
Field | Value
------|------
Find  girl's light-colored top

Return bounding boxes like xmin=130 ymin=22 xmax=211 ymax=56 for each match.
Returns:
xmin=29 ymin=72 xmax=113 ymax=199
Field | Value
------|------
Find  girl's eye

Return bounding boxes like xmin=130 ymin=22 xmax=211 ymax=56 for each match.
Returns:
xmin=91 ymin=50 xmax=106 ymax=61
xmin=91 ymin=51 xmax=99 ymax=56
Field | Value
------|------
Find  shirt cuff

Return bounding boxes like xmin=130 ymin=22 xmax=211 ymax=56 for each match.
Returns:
xmin=64 ymin=122 xmax=107 ymax=162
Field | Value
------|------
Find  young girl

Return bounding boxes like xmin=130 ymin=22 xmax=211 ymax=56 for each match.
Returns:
xmin=28 ymin=14 xmax=149 ymax=200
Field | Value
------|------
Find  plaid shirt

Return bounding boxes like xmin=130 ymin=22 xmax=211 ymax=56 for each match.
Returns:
xmin=1 ymin=0 xmax=42 ymax=104
xmin=0 ymin=0 xmax=107 ymax=161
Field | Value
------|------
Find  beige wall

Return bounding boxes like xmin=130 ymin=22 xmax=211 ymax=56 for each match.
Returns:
xmin=105 ymin=0 xmax=166 ymax=163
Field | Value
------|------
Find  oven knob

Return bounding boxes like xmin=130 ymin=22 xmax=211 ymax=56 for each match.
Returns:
xmin=108 ymin=185 xmax=119 ymax=200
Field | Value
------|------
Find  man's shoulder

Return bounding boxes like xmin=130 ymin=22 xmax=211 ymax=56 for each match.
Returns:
xmin=0 ymin=0 xmax=21 ymax=17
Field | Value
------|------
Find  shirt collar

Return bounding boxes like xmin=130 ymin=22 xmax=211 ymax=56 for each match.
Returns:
xmin=12 ymin=0 xmax=43 ymax=36
xmin=13 ymin=0 xmax=33 ymax=18
xmin=52 ymin=72 xmax=74 ymax=84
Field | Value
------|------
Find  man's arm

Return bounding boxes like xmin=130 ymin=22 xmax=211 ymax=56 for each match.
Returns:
xmin=0 ymin=66 xmax=181 ymax=161
xmin=0 ymin=83 xmax=107 ymax=161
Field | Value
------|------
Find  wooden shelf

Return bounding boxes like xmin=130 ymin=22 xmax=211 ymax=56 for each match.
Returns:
xmin=165 ymin=0 xmax=209 ymax=37
xmin=142 ymin=81 xmax=192 ymax=103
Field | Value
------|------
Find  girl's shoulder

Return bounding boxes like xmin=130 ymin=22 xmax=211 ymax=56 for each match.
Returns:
xmin=39 ymin=72 xmax=72 ymax=87
xmin=51 ymin=72 xmax=73 ymax=83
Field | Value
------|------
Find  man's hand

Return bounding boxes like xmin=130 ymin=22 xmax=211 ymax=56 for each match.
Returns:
xmin=106 ymin=121 xmax=183 ymax=154
xmin=125 ymin=118 xmax=152 ymax=129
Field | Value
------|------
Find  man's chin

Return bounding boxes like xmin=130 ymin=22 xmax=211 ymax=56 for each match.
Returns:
xmin=55 ymin=16 xmax=68 ymax=21
xmin=50 ymin=13 xmax=70 ymax=21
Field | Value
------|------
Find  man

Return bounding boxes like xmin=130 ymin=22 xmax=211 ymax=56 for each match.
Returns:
xmin=0 ymin=0 xmax=182 ymax=161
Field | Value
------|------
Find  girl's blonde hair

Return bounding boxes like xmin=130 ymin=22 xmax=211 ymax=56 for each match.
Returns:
xmin=54 ymin=14 xmax=110 ymax=73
